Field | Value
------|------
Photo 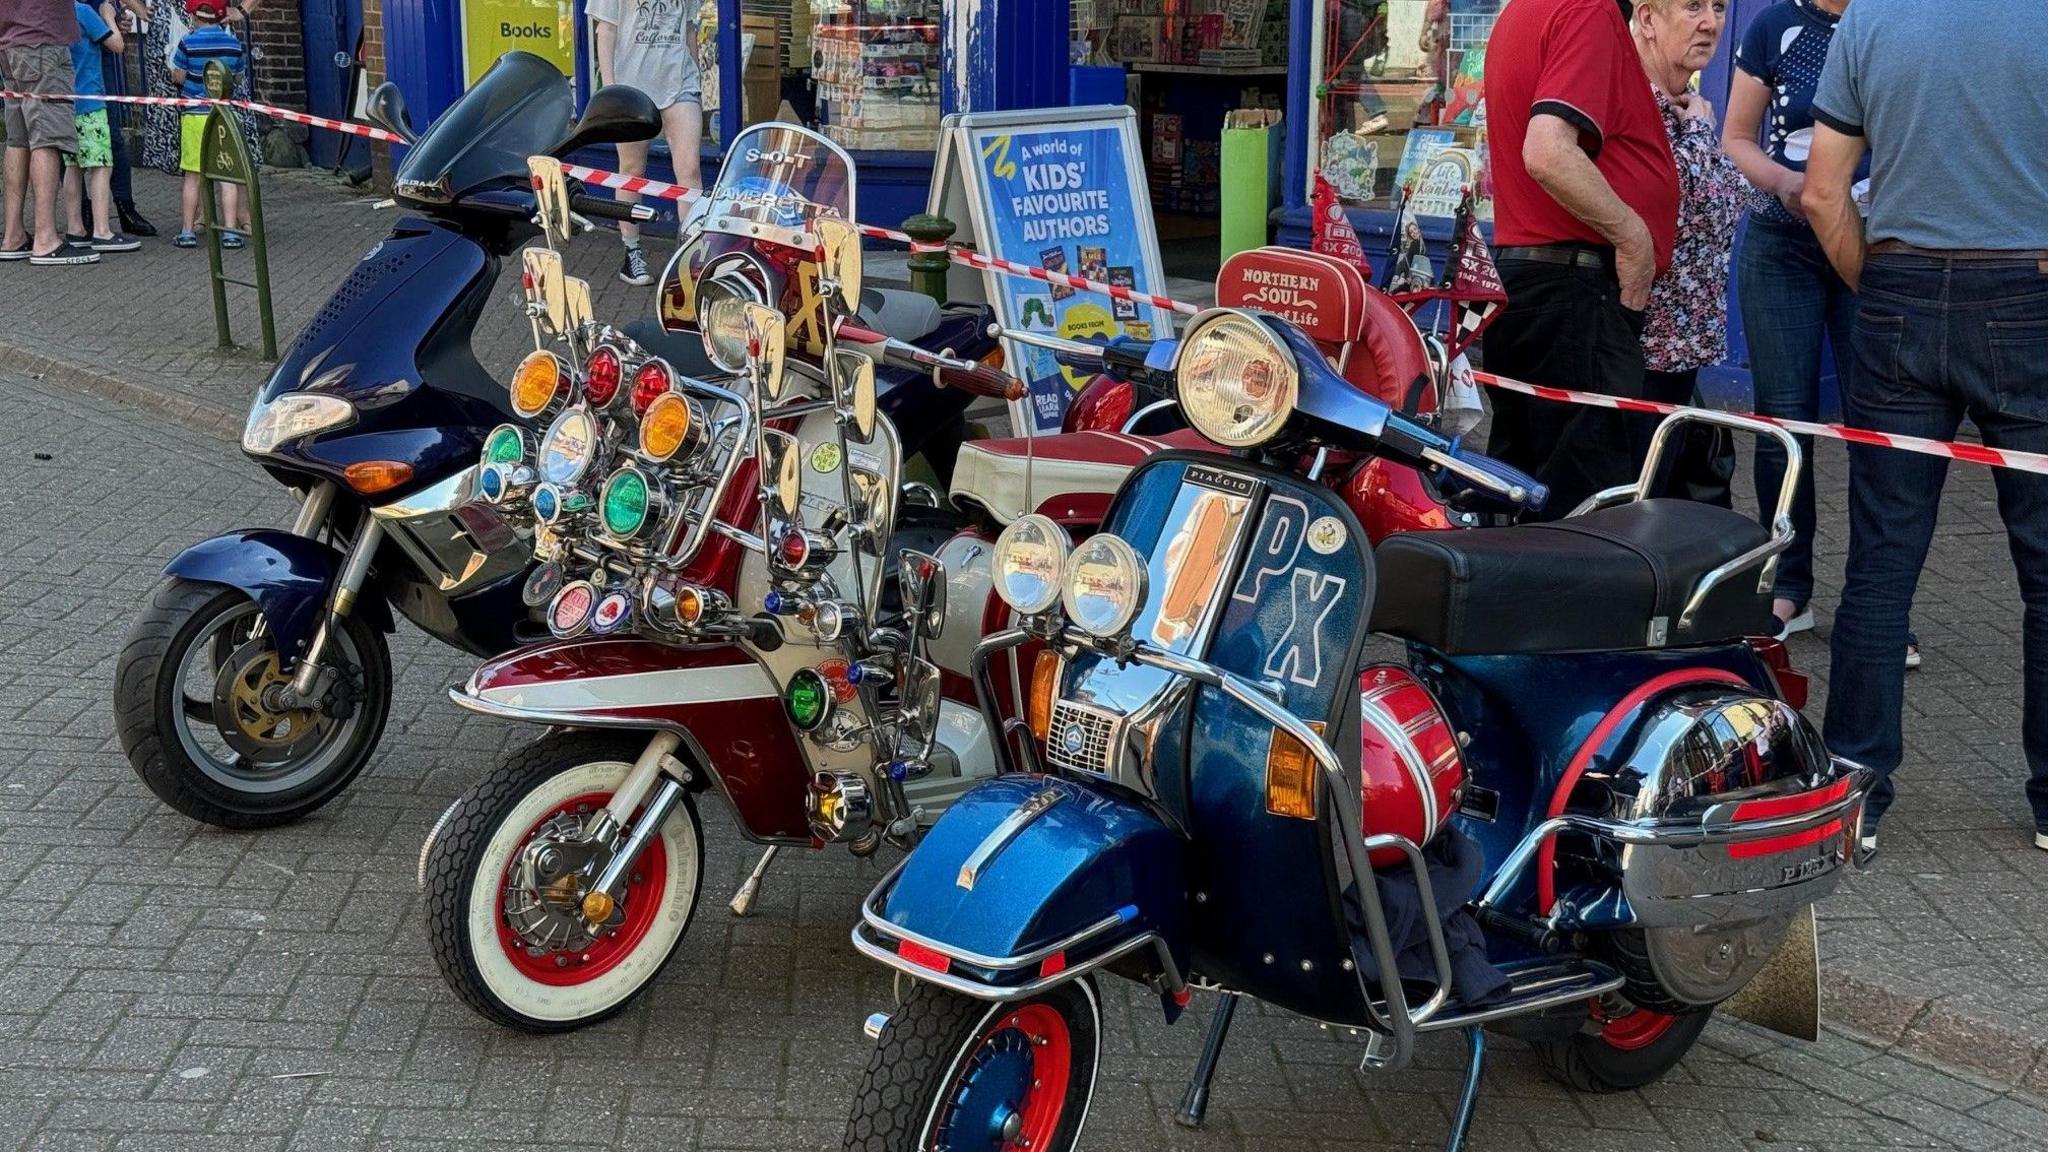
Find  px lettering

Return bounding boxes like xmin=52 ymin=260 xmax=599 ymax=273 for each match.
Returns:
xmin=1230 ymin=496 xmax=1346 ymax=688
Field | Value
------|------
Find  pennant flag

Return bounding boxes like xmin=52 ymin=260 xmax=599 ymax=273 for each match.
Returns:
xmin=1444 ymin=185 xmax=1507 ymax=359
xmin=1310 ymin=173 xmax=1370 ymax=275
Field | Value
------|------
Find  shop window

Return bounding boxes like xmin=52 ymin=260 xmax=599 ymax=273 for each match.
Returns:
xmin=1316 ymin=0 xmax=1499 ymax=220
xmin=1071 ymin=1 xmax=1288 ymax=221
xmin=701 ymin=0 xmax=941 ymax=151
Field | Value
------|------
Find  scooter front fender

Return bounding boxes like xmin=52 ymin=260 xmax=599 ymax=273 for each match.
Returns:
xmin=164 ymin=530 xmax=392 ymax=661
xmin=854 ymin=775 xmax=1187 ymax=1004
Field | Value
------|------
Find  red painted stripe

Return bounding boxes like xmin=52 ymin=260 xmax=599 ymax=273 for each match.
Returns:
xmin=1730 ymin=777 xmax=1852 ymax=823
xmin=897 ymin=938 xmax=953 ymax=974
xmin=1726 ymin=818 xmax=1844 ymax=861
xmin=1539 ymin=669 xmax=1751 ymax=914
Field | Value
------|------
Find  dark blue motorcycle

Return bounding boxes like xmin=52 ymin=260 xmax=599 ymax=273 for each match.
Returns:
xmin=113 ymin=54 xmax=997 ymax=829
xmin=841 ymin=306 xmax=1870 ymax=1151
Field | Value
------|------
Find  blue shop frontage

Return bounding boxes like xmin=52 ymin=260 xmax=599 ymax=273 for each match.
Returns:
xmin=355 ymin=0 xmax=1789 ymax=395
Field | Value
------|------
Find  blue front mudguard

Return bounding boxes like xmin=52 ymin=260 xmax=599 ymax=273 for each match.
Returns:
xmin=164 ymin=530 xmax=392 ymax=662
xmin=853 ymin=775 xmax=1190 ymax=1013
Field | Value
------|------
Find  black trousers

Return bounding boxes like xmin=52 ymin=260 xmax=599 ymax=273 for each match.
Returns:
xmin=1481 ymin=256 xmax=1646 ymax=520
xmin=1643 ymin=367 xmax=1736 ymax=508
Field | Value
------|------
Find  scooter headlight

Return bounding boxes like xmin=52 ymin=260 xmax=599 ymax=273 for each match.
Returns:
xmin=1175 ymin=309 xmax=1298 ymax=449
xmin=599 ymin=466 xmax=660 ymax=541
xmin=991 ymin=514 xmax=1073 ymax=617
xmin=242 ymin=393 xmax=355 ymax=455
xmin=698 ymin=272 xmax=762 ymax=372
xmin=1061 ymin=533 xmax=1147 ymax=639
xmin=640 ymin=391 xmax=705 ymax=463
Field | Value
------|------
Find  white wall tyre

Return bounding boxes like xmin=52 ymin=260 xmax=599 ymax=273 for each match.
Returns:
xmin=423 ymin=731 xmax=704 ymax=1032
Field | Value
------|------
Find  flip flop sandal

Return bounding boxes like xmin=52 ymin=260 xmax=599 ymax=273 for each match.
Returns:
xmin=173 ymin=232 xmax=200 ymax=249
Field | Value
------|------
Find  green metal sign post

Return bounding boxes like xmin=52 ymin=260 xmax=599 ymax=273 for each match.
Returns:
xmin=198 ymin=62 xmax=277 ymax=359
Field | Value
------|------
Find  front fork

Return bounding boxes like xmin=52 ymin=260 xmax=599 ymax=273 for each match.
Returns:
xmin=278 ymin=481 xmax=382 ymax=704
xmin=578 ymin=731 xmax=693 ymax=923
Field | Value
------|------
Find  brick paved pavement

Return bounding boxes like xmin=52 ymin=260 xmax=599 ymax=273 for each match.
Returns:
xmin=6 ymin=364 xmax=2048 ymax=1150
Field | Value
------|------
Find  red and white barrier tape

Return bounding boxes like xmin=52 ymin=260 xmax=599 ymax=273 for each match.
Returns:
xmin=15 ymin=88 xmax=2035 ymax=472
xmin=1473 ymin=371 xmax=2048 ymax=477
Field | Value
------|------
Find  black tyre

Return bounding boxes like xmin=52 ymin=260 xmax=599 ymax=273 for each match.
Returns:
xmin=115 ymin=577 xmax=391 ymax=829
xmin=422 ymin=731 xmax=705 ymax=1032
xmin=845 ymin=979 xmax=1102 ymax=1152
xmin=1533 ymin=998 xmax=1712 ymax=1093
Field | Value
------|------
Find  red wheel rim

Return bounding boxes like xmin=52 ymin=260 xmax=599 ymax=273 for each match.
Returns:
xmin=931 ymin=1001 xmax=1073 ymax=1152
xmin=1595 ymin=1002 xmax=1678 ymax=1052
xmin=494 ymin=790 xmax=669 ymax=987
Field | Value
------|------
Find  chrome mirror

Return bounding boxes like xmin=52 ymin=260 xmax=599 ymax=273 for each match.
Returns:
xmin=763 ymin=428 xmax=803 ymax=517
xmin=898 ymin=549 xmax=947 ymax=641
xmin=848 ymin=465 xmax=888 ymax=541
xmin=527 ymin=155 xmax=574 ymax=247
xmin=815 ymin=217 xmax=862 ymax=313
xmin=521 ymin=247 xmax=568 ymax=334
xmin=743 ymin=303 xmax=788 ymax=401
xmin=561 ymin=276 xmax=593 ymax=335
xmin=833 ymin=349 xmax=877 ymax=442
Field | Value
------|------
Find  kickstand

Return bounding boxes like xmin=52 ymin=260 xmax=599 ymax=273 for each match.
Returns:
xmin=1174 ymin=992 xmax=1239 ymax=1128
xmin=1444 ymin=1026 xmax=1486 ymax=1152
xmin=729 ymin=846 xmax=781 ymax=916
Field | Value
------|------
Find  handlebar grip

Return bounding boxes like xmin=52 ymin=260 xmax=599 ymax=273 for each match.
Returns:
xmin=1443 ymin=440 xmax=1549 ymax=512
xmin=938 ymin=360 xmax=1026 ymax=402
xmin=569 ymin=193 xmax=656 ymax=224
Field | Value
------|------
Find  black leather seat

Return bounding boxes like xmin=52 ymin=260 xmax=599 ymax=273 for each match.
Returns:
xmin=1370 ymin=499 xmax=1776 ymax=654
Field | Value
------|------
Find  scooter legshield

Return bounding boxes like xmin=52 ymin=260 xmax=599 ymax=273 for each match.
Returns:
xmin=165 ymin=529 xmax=394 ymax=660
xmin=856 ymin=775 xmax=1185 ymax=1001
xmin=451 ymin=637 xmax=814 ymax=843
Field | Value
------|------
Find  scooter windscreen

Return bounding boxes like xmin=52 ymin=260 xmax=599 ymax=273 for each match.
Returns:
xmin=699 ymin=124 xmax=856 ymax=248
xmin=393 ymin=51 xmax=575 ymax=206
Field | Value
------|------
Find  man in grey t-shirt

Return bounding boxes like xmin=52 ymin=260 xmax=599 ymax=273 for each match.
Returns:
xmin=590 ymin=0 xmax=703 ymax=286
xmin=1802 ymin=0 xmax=2048 ymax=860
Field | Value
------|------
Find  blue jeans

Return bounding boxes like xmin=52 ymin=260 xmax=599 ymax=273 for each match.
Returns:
xmin=1825 ymin=254 xmax=2048 ymax=834
xmin=1738 ymin=216 xmax=1857 ymax=607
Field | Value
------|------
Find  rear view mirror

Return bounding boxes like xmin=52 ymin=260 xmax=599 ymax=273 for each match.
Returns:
xmin=763 ymin=429 xmax=803 ymax=517
xmin=528 ymin=155 xmax=573 ymax=246
xmin=815 ymin=218 xmax=862 ymax=313
xmin=521 ymin=247 xmax=567 ymax=333
xmin=561 ymin=277 xmax=593 ymax=335
xmin=833 ymin=350 xmax=877 ymax=442
xmin=899 ymin=550 xmax=947 ymax=639
xmin=743 ymin=303 xmax=788 ymax=401
xmin=366 ymin=82 xmax=417 ymax=144
xmin=555 ymin=85 xmax=661 ymax=155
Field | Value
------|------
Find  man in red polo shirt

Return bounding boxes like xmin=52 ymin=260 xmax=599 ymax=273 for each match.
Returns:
xmin=1481 ymin=0 xmax=1679 ymax=518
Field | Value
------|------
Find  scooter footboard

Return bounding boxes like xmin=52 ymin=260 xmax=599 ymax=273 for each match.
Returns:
xmin=853 ymin=775 xmax=1186 ymax=1002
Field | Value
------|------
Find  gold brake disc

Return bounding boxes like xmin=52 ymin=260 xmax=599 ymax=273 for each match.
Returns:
xmin=213 ymin=641 xmax=323 ymax=757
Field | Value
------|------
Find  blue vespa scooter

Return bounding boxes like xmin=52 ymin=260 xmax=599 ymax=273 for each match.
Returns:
xmin=114 ymin=54 xmax=999 ymax=830
xmin=841 ymin=306 xmax=1870 ymax=1151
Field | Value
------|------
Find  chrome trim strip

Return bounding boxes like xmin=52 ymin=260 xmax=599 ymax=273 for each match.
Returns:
xmin=955 ymin=786 xmax=1065 ymax=890
xmin=852 ymin=925 xmax=1174 ymax=1004
xmin=859 ymin=863 xmax=1137 ymax=972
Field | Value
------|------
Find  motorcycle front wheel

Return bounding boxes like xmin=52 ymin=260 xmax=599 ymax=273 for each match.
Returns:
xmin=845 ymin=979 xmax=1102 ymax=1152
xmin=115 ymin=577 xmax=391 ymax=829
xmin=422 ymin=731 xmax=705 ymax=1032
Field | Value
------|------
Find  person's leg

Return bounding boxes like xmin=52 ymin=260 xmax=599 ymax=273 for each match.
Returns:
xmin=663 ymin=99 xmax=703 ymax=191
xmin=1 ymin=144 xmax=25 ymax=252
xmin=1823 ymin=256 xmax=1962 ymax=843
xmin=614 ymin=137 xmax=650 ymax=247
xmin=29 ymin=147 xmax=66 ymax=254
xmin=181 ymin=171 xmax=200 ymax=235
xmin=89 ymin=166 xmax=115 ymax=238
xmin=1953 ymin=261 xmax=2048 ymax=839
xmin=1738 ymin=218 xmax=1830 ymax=623
xmin=104 ymin=50 xmax=136 ymax=211
xmin=62 ymin=159 xmax=86 ymax=238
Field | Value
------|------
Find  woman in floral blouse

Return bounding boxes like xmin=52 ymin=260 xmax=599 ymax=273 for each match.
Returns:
xmin=1630 ymin=0 xmax=1745 ymax=505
